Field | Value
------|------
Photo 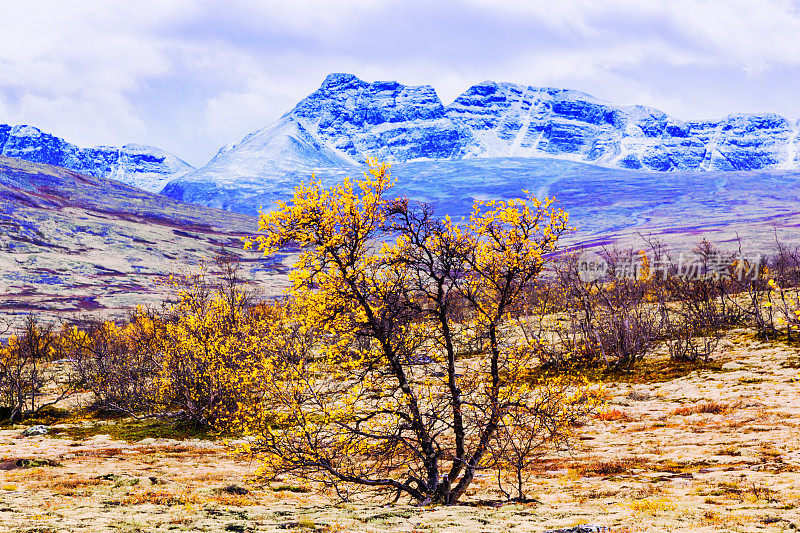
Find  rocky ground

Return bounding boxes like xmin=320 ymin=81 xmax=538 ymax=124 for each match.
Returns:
xmin=1 ymin=329 xmax=799 ymax=532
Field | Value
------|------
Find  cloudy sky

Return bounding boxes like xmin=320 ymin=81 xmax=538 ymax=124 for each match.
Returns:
xmin=2 ymin=0 xmax=800 ymax=166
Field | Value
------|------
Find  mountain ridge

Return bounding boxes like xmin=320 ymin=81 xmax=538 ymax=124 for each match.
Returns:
xmin=177 ymin=73 xmax=800 ymax=186
xmin=0 ymin=124 xmax=195 ymax=192
xmin=6 ymin=73 xmax=800 ymax=207
xmin=163 ymin=73 xmax=800 ymax=214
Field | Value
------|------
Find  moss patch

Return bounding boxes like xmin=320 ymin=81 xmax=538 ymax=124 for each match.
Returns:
xmin=530 ymin=356 xmax=724 ymax=385
xmin=50 ymin=418 xmax=222 ymax=443
xmin=0 ymin=406 xmax=73 ymax=427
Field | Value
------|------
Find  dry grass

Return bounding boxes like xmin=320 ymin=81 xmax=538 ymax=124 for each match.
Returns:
xmin=34 ymin=475 xmax=99 ymax=490
xmin=577 ymin=457 xmax=645 ymax=476
xmin=118 ymin=489 xmax=205 ymax=507
xmin=187 ymin=471 xmax=228 ymax=483
xmin=152 ymin=445 xmax=219 ymax=457
xmin=2 ymin=466 xmax=61 ymax=481
xmin=210 ymin=492 xmax=258 ymax=506
xmin=716 ymin=445 xmax=742 ymax=456
xmin=627 ymin=498 xmax=677 ymax=516
xmin=81 ymin=446 xmax=126 ymax=457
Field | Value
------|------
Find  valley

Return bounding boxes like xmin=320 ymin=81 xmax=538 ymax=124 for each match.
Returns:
xmin=2 ymin=330 xmax=800 ymax=532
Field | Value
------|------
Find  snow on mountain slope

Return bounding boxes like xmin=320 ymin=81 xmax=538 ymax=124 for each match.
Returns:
xmin=160 ymin=115 xmax=359 ymax=213
xmin=166 ymin=73 xmax=473 ymax=202
xmin=447 ymin=81 xmax=800 ymax=171
xmin=0 ymin=124 xmax=194 ymax=192
xmin=290 ymin=73 xmax=472 ymax=162
xmin=447 ymin=81 xmax=627 ymax=161
xmin=177 ymin=114 xmax=358 ymax=186
xmin=172 ymin=74 xmax=800 ymax=185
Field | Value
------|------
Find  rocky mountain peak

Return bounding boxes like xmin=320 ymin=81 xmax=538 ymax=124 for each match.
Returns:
xmin=0 ymin=125 xmax=194 ymax=192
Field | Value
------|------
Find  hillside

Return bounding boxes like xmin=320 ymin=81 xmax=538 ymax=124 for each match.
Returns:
xmin=0 ymin=156 xmax=285 ymax=324
xmin=168 ymin=156 xmax=800 ymax=251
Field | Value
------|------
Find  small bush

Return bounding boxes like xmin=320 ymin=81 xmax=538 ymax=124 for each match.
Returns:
xmin=596 ymin=408 xmax=629 ymax=421
xmin=0 ymin=316 xmax=73 ymax=421
xmin=62 ymin=314 xmax=159 ymax=415
xmin=672 ymin=402 xmax=731 ymax=416
xmin=578 ymin=457 xmax=643 ymax=476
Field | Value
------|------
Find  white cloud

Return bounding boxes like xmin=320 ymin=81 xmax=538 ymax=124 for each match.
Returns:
xmin=0 ymin=0 xmax=183 ymax=147
xmin=464 ymin=0 xmax=800 ymax=69
xmin=2 ymin=0 xmax=800 ymax=164
xmin=224 ymin=0 xmax=391 ymax=34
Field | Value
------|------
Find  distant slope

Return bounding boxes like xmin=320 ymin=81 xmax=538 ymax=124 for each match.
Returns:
xmin=168 ymin=152 xmax=800 ymax=251
xmin=161 ymin=116 xmax=359 ymax=213
xmin=387 ymin=158 xmax=800 ymax=249
xmin=0 ymin=156 xmax=286 ymax=322
xmin=0 ymin=124 xmax=194 ymax=192
xmin=5 ymin=155 xmax=800 ymax=323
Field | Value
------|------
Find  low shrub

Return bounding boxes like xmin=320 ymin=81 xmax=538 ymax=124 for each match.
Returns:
xmin=0 ymin=316 xmax=73 ymax=421
xmin=61 ymin=313 xmax=159 ymax=415
xmin=672 ymin=402 xmax=731 ymax=416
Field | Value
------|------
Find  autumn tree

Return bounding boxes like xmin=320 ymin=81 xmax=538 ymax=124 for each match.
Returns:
xmin=148 ymin=265 xmax=267 ymax=426
xmin=240 ymin=160 xmax=595 ymax=504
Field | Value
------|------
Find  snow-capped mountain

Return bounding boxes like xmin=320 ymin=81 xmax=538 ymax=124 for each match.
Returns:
xmin=290 ymin=74 xmax=470 ymax=162
xmin=164 ymin=73 xmax=800 ymax=213
xmin=194 ymin=73 xmax=800 ymax=174
xmin=160 ymin=115 xmax=359 ymax=213
xmin=166 ymin=73 xmax=473 ymax=201
xmin=0 ymin=124 xmax=194 ymax=192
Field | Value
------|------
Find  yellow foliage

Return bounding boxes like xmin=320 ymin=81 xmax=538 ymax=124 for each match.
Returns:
xmin=236 ymin=160 xmax=590 ymax=504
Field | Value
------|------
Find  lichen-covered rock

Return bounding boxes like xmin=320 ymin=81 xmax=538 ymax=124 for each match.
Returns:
xmin=20 ymin=425 xmax=49 ymax=437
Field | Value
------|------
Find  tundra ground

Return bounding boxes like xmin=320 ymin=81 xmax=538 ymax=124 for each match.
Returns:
xmin=1 ymin=329 xmax=800 ymax=532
